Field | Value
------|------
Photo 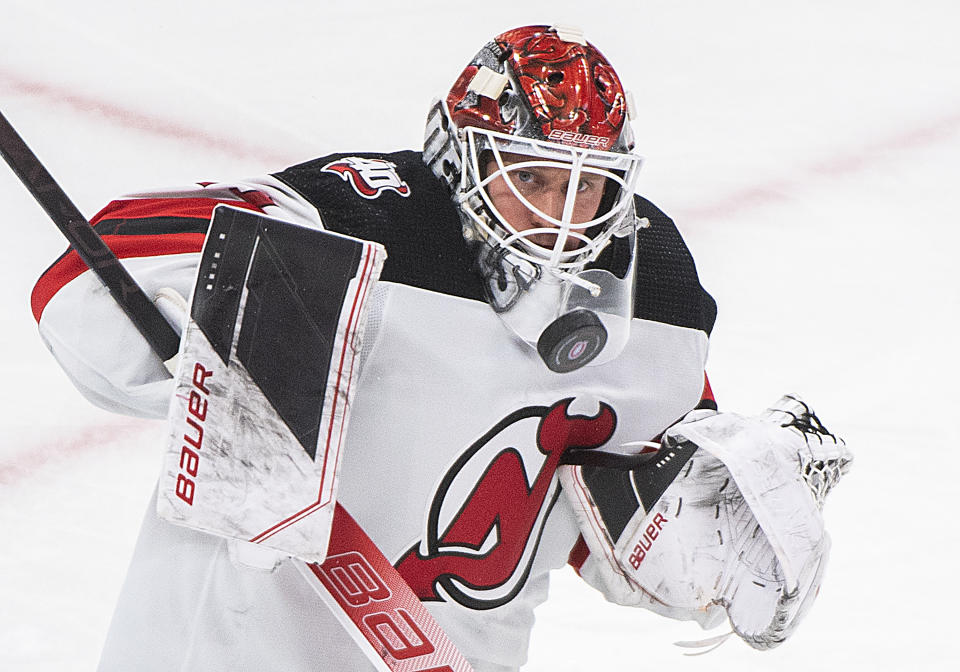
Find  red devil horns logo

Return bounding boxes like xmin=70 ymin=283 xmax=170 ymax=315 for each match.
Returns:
xmin=395 ymin=398 xmax=616 ymax=610
xmin=321 ymin=156 xmax=411 ymax=199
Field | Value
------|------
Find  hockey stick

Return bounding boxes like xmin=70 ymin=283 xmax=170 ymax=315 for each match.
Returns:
xmin=0 ymin=110 xmax=180 ymax=362
xmin=1 ymin=110 xmax=472 ymax=672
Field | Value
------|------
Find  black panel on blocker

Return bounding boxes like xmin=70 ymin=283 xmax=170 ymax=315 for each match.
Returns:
xmin=239 ymin=214 xmax=362 ymax=459
xmin=192 ymin=209 xmax=260 ymax=363
xmin=199 ymin=206 xmax=364 ymax=460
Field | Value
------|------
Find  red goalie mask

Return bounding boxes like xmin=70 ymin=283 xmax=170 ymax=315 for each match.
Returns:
xmin=446 ymin=25 xmax=633 ymax=153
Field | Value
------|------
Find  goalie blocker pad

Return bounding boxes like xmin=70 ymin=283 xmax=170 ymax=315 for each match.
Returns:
xmin=159 ymin=206 xmax=386 ymax=563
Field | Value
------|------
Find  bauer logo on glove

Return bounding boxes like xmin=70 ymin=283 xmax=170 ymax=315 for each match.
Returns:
xmin=559 ymin=395 xmax=851 ymax=650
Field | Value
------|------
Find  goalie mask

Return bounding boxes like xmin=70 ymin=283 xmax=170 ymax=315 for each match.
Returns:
xmin=424 ymin=25 xmax=645 ymax=372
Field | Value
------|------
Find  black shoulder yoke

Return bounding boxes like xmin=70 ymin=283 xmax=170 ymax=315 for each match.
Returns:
xmin=633 ymin=196 xmax=717 ymax=335
xmin=273 ymin=151 xmax=716 ymax=335
xmin=273 ymin=150 xmax=484 ymax=302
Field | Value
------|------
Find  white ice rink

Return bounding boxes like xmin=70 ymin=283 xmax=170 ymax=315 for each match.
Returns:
xmin=2 ymin=1 xmax=958 ymax=669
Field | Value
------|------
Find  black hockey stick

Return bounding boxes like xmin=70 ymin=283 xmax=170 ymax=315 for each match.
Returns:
xmin=0 ymin=110 xmax=180 ymax=361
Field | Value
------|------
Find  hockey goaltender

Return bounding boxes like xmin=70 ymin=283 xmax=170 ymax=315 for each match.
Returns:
xmin=28 ymin=23 xmax=852 ymax=672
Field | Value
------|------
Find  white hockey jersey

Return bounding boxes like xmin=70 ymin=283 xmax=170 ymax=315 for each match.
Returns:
xmin=31 ymin=151 xmax=717 ymax=671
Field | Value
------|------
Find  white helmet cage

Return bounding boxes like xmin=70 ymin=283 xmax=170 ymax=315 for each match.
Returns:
xmin=425 ymin=99 xmax=643 ymax=301
xmin=462 ymin=125 xmax=643 ymax=295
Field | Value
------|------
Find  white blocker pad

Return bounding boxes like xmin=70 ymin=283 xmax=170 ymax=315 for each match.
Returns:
xmin=158 ymin=206 xmax=385 ymax=563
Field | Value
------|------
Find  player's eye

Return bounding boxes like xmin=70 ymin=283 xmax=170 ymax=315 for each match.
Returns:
xmin=576 ymin=174 xmax=606 ymax=195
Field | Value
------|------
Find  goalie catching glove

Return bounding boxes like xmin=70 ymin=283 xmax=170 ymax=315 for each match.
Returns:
xmin=560 ymin=395 xmax=852 ymax=649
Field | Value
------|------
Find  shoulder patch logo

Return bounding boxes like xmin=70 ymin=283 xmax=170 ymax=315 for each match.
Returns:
xmin=321 ymin=157 xmax=411 ymax=199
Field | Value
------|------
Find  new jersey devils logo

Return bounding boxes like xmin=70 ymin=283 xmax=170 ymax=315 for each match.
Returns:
xmin=395 ymin=398 xmax=616 ymax=610
xmin=322 ymin=156 xmax=411 ymax=199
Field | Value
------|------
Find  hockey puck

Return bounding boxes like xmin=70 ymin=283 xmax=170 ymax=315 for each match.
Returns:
xmin=536 ymin=309 xmax=608 ymax=373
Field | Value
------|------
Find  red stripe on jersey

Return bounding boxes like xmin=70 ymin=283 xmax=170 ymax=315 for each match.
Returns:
xmin=567 ymin=535 xmax=590 ymax=575
xmin=31 ymin=233 xmax=206 ymax=323
xmin=700 ymin=373 xmax=717 ymax=410
xmin=90 ymin=196 xmax=261 ymax=225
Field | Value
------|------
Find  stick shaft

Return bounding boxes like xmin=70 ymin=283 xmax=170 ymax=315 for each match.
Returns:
xmin=0 ymin=110 xmax=180 ymax=361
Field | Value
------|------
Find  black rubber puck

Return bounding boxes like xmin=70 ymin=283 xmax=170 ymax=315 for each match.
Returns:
xmin=536 ymin=309 xmax=608 ymax=373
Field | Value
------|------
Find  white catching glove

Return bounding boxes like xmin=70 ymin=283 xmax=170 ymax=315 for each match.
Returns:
xmin=560 ymin=395 xmax=852 ymax=650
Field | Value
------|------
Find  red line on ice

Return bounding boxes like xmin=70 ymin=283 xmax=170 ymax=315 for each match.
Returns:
xmin=0 ymin=417 xmax=155 ymax=485
xmin=0 ymin=68 xmax=297 ymax=165
xmin=670 ymin=107 xmax=960 ymax=222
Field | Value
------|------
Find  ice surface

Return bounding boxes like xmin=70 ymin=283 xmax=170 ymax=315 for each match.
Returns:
xmin=2 ymin=1 xmax=958 ymax=669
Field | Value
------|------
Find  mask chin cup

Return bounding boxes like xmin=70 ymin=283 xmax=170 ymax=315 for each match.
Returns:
xmin=483 ymin=228 xmax=637 ymax=373
xmin=536 ymin=309 xmax=608 ymax=373
xmin=490 ymin=266 xmax=634 ymax=373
